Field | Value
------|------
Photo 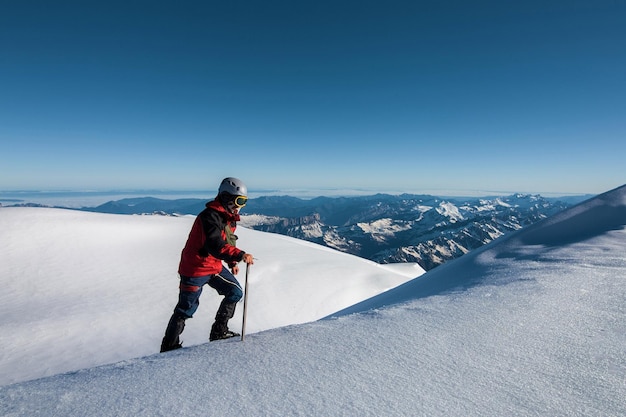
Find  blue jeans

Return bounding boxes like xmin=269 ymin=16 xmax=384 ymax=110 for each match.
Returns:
xmin=174 ymin=266 xmax=243 ymax=318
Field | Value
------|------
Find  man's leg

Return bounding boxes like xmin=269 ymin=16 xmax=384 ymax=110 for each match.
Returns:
xmin=160 ymin=275 xmax=211 ymax=352
xmin=208 ymin=267 xmax=243 ymax=340
xmin=160 ymin=313 xmax=186 ymax=352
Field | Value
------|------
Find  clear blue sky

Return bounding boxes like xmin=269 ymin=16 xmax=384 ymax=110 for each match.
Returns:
xmin=1 ymin=0 xmax=624 ymax=196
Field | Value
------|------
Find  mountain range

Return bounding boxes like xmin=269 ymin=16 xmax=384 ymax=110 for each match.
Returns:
xmin=79 ymin=193 xmax=589 ymax=270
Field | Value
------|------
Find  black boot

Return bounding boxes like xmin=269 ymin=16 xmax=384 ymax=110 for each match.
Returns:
xmin=161 ymin=313 xmax=186 ymax=352
xmin=209 ymin=300 xmax=240 ymax=341
xmin=210 ymin=329 xmax=240 ymax=341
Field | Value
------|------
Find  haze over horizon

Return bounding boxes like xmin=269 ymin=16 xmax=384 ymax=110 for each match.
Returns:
xmin=1 ymin=1 xmax=625 ymax=195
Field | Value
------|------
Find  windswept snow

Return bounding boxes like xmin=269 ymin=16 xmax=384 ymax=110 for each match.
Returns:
xmin=1 ymin=185 xmax=625 ymax=417
xmin=0 ymin=208 xmax=421 ymax=387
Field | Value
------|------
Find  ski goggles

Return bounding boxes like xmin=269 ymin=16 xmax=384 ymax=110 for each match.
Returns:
xmin=233 ymin=195 xmax=248 ymax=207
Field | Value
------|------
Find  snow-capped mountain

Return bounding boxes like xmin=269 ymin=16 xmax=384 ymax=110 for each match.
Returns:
xmin=238 ymin=194 xmax=579 ymax=269
xmin=68 ymin=193 xmax=586 ymax=270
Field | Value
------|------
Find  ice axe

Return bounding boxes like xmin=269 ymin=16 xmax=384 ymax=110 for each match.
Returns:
xmin=241 ymin=262 xmax=250 ymax=341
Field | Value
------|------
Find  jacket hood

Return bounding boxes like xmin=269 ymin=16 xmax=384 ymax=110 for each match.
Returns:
xmin=206 ymin=199 xmax=241 ymax=222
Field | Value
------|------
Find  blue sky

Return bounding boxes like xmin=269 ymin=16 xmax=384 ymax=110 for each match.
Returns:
xmin=1 ymin=0 xmax=624 ymax=196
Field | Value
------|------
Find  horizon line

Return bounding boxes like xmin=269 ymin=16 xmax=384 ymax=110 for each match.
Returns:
xmin=0 ymin=187 xmax=596 ymax=199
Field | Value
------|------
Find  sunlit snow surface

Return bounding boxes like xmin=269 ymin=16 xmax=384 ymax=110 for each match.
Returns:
xmin=1 ymin=185 xmax=625 ymax=417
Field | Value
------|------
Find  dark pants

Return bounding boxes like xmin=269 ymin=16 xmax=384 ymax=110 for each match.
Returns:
xmin=174 ymin=266 xmax=243 ymax=318
xmin=161 ymin=266 xmax=243 ymax=351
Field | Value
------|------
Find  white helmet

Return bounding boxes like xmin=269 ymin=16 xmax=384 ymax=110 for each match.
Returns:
xmin=218 ymin=177 xmax=247 ymax=197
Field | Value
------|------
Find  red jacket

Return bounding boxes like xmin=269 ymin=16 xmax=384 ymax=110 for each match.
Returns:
xmin=178 ymin=200 xmax=245 ymax=277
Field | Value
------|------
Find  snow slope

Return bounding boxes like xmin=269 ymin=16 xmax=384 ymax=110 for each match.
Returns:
xmin=0 ymin=208 xmax=422 ymax=386
xmin=1 ymin=185 xmax=625 ymax=416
